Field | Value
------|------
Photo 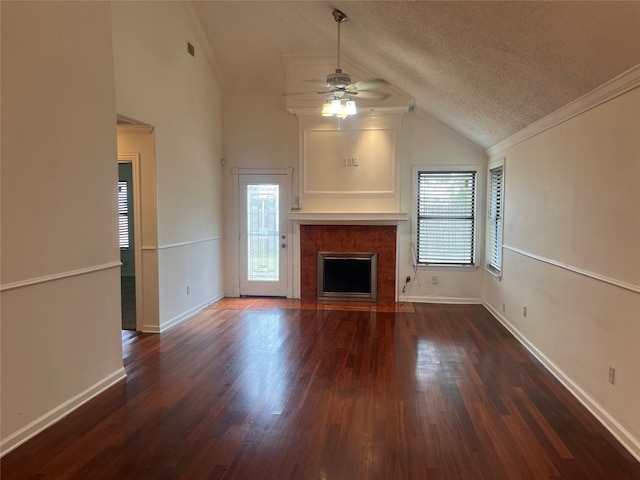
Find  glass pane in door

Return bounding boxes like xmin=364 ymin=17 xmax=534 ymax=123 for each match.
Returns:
xmin=247 ymin=184 xmax=279 ymax=281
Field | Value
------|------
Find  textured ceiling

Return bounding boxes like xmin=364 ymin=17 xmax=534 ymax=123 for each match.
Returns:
xmin=193 ymin=1 xmax=640 ymax=149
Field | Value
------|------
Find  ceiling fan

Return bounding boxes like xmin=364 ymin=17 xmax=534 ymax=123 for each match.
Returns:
xmin=287 ymin=9 xmax=390 ymax=117
xmin=320 ymin=9 xmax=390 ymax=101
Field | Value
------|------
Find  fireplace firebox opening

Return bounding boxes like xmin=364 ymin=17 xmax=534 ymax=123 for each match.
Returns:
xmin=317 ymin=252 xmax=377 ymax=301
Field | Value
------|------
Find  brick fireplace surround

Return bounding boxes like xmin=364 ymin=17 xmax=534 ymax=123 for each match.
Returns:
xmin=300 ymin=225 xmax=397 ymax=303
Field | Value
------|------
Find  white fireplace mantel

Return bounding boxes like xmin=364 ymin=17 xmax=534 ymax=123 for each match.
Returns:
xmin=288 ymin=211 xmax=408 ymax=225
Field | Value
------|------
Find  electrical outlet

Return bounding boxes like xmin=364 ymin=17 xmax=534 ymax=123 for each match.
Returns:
xmin=431 ymin=276 xmax=438 ymax=285
xmin=523 ymin=306 xmax=527 ymax=317
xmin=609 ymin=367 xmax=615 ymax=385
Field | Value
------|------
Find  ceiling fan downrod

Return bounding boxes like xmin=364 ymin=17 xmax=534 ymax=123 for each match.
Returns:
xmin=332 ymin=9 xmax=348 ymax=72
xmin=327 ymin=9 xmax=351 ymax=88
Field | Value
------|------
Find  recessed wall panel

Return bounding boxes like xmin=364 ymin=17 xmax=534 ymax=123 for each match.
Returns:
xmin=304 ymin=129 xmax=395 ymax=194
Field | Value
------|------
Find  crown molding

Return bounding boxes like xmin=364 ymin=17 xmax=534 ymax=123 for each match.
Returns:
xmin=487 ymin=64 xmax=640 ymax=157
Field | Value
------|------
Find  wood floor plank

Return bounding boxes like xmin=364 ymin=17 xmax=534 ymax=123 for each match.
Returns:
xmin=2 ymin=300 xmax=638 ymax=479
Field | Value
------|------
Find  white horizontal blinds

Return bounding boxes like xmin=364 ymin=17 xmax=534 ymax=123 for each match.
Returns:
xmin=118 ymin=181 xmax=129 ymax=249
xmin=417 ymin=171 xmax=476 ymax=265
xmin=487 ymin=165 xmax=504 ymax=273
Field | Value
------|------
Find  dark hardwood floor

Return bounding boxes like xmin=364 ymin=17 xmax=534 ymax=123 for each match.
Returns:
xmin=2 ymin=300 xmax=638 ymax=479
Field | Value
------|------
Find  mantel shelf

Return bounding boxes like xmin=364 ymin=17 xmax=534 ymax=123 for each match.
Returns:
xmin=288 ymin=211 xmax=408 ymax=225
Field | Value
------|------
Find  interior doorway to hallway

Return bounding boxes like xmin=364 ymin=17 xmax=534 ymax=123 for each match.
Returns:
xmin=116 ymin=118 xmax=159 ymax=334
xmin=118 ymin=160 xmax=137 ymax=330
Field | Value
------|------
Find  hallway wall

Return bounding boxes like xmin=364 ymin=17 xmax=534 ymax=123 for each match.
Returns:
xmin=1 ymin=1 xmax=124 ymax=454
xmin=111 ymin=2 xmax=224 ymax=330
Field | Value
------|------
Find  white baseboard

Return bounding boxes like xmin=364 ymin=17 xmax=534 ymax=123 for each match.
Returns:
xmin=0 ymin=367 xmax=127 ymax=457
xmin=483 ymin=302 xmax=640 ymax=463
xmin=403 ymin=296 xmax=482 ymax=304
xmin=143 ymin=294 xmax=224 ymax=334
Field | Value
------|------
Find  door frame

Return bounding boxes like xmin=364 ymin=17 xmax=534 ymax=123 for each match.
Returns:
xmin=118 ymin=153 xmax=143 ymax=330
xmin=231 ymin=167 xmax=293 ymax=298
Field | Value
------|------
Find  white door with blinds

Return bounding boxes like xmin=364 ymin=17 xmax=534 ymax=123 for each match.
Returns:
xmin=238 ymin=174 xmax=289 ymax=297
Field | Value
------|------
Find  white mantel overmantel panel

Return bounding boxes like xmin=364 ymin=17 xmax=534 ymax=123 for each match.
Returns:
xmin=285 ymin=53 xmax=410 ymax=214
xmin=297 ymin=114 xmax=404 ymax=213
xmin=288 ymin=211 xmax=408 ymax=225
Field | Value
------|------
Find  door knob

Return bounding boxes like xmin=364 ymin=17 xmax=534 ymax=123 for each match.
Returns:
xmin=281 ymin=243 xmax=287 ymax=248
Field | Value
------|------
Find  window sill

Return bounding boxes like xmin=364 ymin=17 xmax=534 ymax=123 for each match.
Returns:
xmin=485 ymin=265 xmax=502 ymax=278
xmin=415 ymin=264 xmax=478 ymax=272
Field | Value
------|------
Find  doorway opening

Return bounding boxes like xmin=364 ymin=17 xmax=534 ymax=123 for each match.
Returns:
xmin=117 ymin=120 xmax=159 ymax=335
xmin=118 ymin=161 xmax=136 ymax=330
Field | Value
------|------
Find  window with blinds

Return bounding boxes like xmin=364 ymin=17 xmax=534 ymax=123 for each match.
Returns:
xmin=416 ymin=170 xmax=476 ymax=265
xmin=486 ymin=165 xmax=504 ymax=275
xmin=118 ymin=181 xmax=129 ymax=249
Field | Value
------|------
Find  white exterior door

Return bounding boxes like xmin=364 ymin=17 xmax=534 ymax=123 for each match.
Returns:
xmin=239 ymin=174 xmax=289 ymax=297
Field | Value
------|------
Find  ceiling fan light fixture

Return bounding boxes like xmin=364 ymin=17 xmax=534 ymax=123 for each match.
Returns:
xmin=321 ymin=101 xmax=333 ymax=116
xmin=321 ymin=96 xmax=357 ymax=118
xmin=317 ymin=9 xmax=359 ymax=119
xmin=345 ymin=99 xmax=357 ymax=115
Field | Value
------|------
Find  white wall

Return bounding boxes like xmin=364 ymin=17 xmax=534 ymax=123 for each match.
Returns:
xmin=221 ymin=79 xmax=489 ymax=301
xmin=398 ymin=110 xmax=488 ymax=303
xmin=484 ymin=85 xmax=640 ymax=459
xmin=223 ymin=72 xmax=486 ymax=303
xmin=1 ymin=1 xmax=125 ymax=454
xmin=221 ymin=86 xmax=298 ymax=296
xmin=111 ymin=1 xmax=224 ymax=330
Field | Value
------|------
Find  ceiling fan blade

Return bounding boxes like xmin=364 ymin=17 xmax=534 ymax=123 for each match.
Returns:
xmin=351 ymin=78 xmax=389 ymax=91
xmin=282 ymin=91 xmax=332 ymax=97
xmin=349 ymin=90 xmax=390 ymax=100
xmin=303 ymin=80 xmax=331 ymax=89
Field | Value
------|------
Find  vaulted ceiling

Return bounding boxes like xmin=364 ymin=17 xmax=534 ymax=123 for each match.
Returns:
xmin=192 ymin=1 xmax=640 ymax=149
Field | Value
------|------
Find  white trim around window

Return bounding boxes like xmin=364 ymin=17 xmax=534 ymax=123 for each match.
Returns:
xmin=486 ymin=158 xmax=505 ymax=277
xmin=412 ymin=165 xmax=480 ymax=269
